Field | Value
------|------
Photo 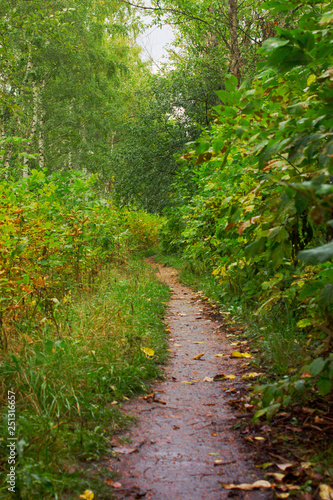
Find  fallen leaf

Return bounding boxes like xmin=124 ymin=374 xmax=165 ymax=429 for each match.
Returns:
xmin=209 ymin=452 xmax=220 ymax=456
xmin=214 ymin=373 xmax=236 ymax=381
xmin=194 ymin=341 xmax=206 ymax=344
xmin=214 ymin=354 xmax=224 ymax=357
xmin=173 ymin=343 xmax=182 ymax=347
xmin=203 ymin=376 xmax=214 ymax=382
xmin=141 ymin=347 xmax=155 ymax=357
xmin=276 ymin=494 xmax=290 ymax=499
xmin=192 ymin=379 xmax=201 ymax=382
xmin=105 ymin=479 xmax=114 ymax=486
xmin=192 ymin=352 xmax=205 ymax=360
xmin=242 ymin=372 xmax=261 ymax=380
xmin=254 ymin=436 xmax=265 ymax=441
xmin=219 ymin=480 xmax=271 ymax=490
xmin=231 ymin=351 xmax=252 ymax=358
xmin=112 ymin=447 xmax=138 ymax=455
xmin=257 ymin=462 xmax=273 ymax=470
xmin=267 ymin=473 xmax=285 ymax=481
xmin=319 ymin=484 xmax=333 ymax=500
xmin=111 ymin=401 xmax=118 ymax=405
xmin=301 ymin=462 xmax=312 ymax=470
xmin=79 ymin=491 xmax=94 ymax=500
xmin=182 ymin=381 xmax=193 ymax=385
xmin=277 ymin=463 xmax=294 ymax=471
xmin=112 ymin=482 xmax=122 ymax=489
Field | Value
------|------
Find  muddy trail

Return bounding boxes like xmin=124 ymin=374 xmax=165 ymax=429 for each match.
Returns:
xmin=109 ymin=262 xmax=272 ymax=499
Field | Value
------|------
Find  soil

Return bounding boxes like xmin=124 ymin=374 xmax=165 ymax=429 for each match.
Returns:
xmin=106 ymin=261 xmax=274 ymax=500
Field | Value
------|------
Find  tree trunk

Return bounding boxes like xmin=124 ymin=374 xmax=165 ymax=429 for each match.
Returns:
xmin=38 ymin=81 xmax=46 ymax=169
xmin=228 ymin=0 xmax=242 ymax=85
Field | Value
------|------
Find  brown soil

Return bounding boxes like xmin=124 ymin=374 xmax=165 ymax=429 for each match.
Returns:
xmin=109 ymin=261 xmax=273 ymax=499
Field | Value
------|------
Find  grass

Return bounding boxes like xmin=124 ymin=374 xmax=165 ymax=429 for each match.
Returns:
xmin=0 ymin=256 xmax=170 ymax=499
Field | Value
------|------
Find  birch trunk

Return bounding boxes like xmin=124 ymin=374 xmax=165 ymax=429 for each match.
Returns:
xmin=228 ymin=0 xmax=242 ymax=85
xmin=23 ymin=51 xmax=38 ymax=178
xmin=38 ymin=81 xmax=46 ymax=169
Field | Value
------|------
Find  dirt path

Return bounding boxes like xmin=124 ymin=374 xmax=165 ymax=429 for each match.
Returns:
xmin=110 ymin=262 xmax=272 ymax=499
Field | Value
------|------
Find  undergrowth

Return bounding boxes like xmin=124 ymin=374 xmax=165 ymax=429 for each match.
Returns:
xmin=0 ymin=257 xmax=169 ymax=499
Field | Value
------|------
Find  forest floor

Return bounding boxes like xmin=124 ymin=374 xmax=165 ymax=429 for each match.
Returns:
xmin=105 ymin=261 xmax=274 ymax=499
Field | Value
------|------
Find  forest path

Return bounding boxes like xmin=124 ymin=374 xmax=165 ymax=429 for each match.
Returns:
xmin=110 ymin=260 xmax=272 ymax=499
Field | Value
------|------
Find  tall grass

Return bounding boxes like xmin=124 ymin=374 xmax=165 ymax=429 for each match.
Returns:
xmin=0 ymin=258 xmax=169 ymax=499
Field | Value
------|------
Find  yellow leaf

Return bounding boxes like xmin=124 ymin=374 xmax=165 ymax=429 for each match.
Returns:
xmin=276 ymin=494 xmax=290 ymax=499
xmin=79 ymin=490 xmax=94 ymax=500
xmin=231 ymin=351 xmax=252 ymax=358
xmin=254 ymin=436 xmax=265 ymax=441
xmin=141 ymin=347 xmax=155 ymax=357
xmin=194 ymin=341 xmax=206 ymax=344
xmin=307 ymin=74 xmax=316 ymax=86
xmin=214 ymin=373 xmax=236 ymax=381
xmin=192 ymin=352 xmax=205 ymax=360
xmin=214 ymin=353 xmax=224 ymax=357
xmin=182 ymin=381 xmax=193 ymax=385
xmin=319 ymin=484 xmax=333 ymax=500
xmin=36 ymin=276 xmax=45 ymax=287
xmin=242 ymin=372 xmax=261 ymax=380
xmin=219 ymin=480 xmax=271 ymax=490
xmin=111 ymin=401 xmax=118 ymax=405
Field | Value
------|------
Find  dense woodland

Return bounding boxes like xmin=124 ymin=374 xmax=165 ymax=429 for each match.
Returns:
xmin=1 ymin=0 xmax=333 ymax=497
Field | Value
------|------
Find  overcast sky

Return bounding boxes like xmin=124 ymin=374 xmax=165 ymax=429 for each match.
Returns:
xmin=136 ymin=15 xmax=176 ymax=70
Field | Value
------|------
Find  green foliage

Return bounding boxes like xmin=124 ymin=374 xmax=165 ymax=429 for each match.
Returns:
xmin=0 ymin=169 xmax=167 ymax=498
xmin=161 ymin=0 xmax=333 ymax=409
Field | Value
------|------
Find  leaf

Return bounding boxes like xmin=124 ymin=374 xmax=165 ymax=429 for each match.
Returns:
xmin=307 ymin=74 xmax=316 ymax=86
xmin=141 ymin=347 xmax=155 ymax=357
xmin=320 ymin=11 xmax=333 ymax=26
xmin=297 ymin=318 xmax=312 ymax=328
xmin=267 ymin=472 xmax=285 ymax=481
xmin=112 ymin=446 xmax=138 ymax=455
xmin=214 ymin=353 xmax=224 ymax=357
xmin=257 ymin=462 xmax=273 ymax=469
xmin=319 ymin=484 xmax=333 ymax=500
xmin=79 ymin=491 xmax=94 ymax=500
xmin=214 ymin=373 xmax=236 ymax=381
xmin=231 ymin=351 xmax=252 ymax=358
xmin=317 ymin=377 xmax=332 ymax=397
xmin=203 ymin=376 xmax=214 ymax=382
xmin=192 ymin=352 xmax=205 ymax=360
xmin=242 ymin=372 xmax=261 ymax=380
xmin=262 ymin=37 xmax=290 ymax=52
xmin=277 ymin=463 xmax=294 ymax=471
xmin=224 ymin=74 xmax=238 ymax=92
xmin=298 ymin=241 xmax=333 ymax=264
xmin=112 ymin=482 xmax=122 ymax=489
xmin=307 ymin=357 xmax=325 ymax=376
xmin=244 ymin=237 xmax=267 ymax=258
xmin=219 ymin=480 xmax=271 ymax=490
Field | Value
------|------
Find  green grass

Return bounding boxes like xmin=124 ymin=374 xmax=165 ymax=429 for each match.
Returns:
xmin=0 ymin=257 xmax=170 ymax=499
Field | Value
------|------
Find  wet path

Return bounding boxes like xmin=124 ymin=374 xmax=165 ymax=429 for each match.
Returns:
xmin=111 ymin=263 xmax=272 ymax=499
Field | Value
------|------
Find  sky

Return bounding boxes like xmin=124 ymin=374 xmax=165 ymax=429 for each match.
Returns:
xmin=136 ymin=15 xmax=176 ymax=70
